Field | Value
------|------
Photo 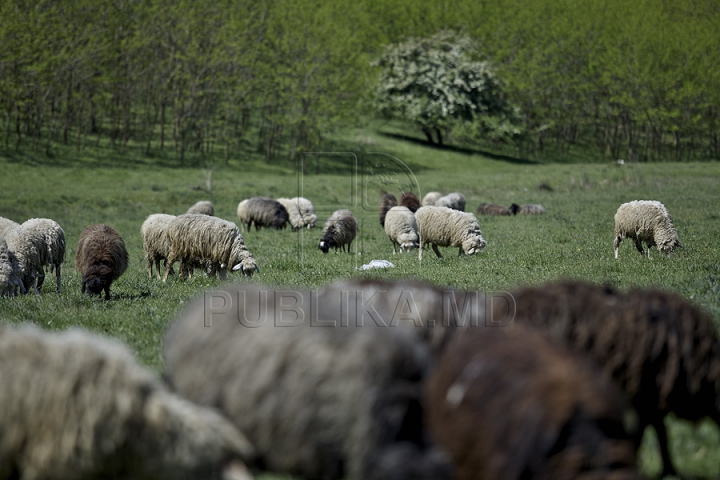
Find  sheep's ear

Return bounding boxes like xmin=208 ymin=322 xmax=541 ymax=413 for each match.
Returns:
xmin=254 ymin=265 xmax=260 ymax=273
xmin=81 ymin=279 xmax=87 ymax=294
xmin=220 ymin=263 xmax=227 ymax=269
xmin=232 ymin=263 xmax=242 ymax=271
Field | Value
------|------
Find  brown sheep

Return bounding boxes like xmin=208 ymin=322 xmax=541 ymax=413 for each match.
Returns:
xmin=427 ymin=324 xmax=640 ymax=480
xmin=399 ymin=192 xmax=421 ymax=213
xmin=476 ymin=203 xmax=512 ymax=216
xmin=378 ymin=193 xmax=398 ymax=228
xmin=494 ymin=280 xmax=720 ymax=477
xmin=75 ymin=224 xmax=128 ymax=300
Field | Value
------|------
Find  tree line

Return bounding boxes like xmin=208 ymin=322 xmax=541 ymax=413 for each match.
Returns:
xmin=1 ymin=0 xmax=718 ymax=164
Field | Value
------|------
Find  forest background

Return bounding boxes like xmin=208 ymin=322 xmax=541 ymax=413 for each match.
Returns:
xmin=1 ymin=0 xmax=718 ymax=165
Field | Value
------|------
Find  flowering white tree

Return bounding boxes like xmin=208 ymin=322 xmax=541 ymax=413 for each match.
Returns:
xmin=374 ymin=32 xmax=513 ymax=145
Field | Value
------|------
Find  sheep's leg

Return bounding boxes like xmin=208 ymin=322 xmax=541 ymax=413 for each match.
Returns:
xmin=432 ymin=244 xmax=443 ymax=258
xmin=633 ymin=238 xmax=644 ymax=255
xmin=36 ymin=270 xmax=45 ymax=290
xmin=613 ymin=235 xmax=622 ymax=259
xmin=347 ymin=241 xmax=352 ymax=254
xmin=104 ymin=285 xmax=110 ymax=301
xmin=162 ymin=254 xmax=176 ymax=282
xmin=418 ymin=240 xmax=424 ymax=260
xmin=55 ymin=264 xmax=61 ymax=292
xmin=148 ymin=258 xmax=154 ymax=279
xmin=458 ymin=247 xmax=463 ymax=257
xmin=653 ymin=417 xmax=677 ymax=477
xmin=393 ymin=243 xmax=397 ymax=254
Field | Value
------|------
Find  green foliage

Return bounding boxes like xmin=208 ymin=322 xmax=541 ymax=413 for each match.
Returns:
xmin=373 ymin=31 xmax=512 ymax=145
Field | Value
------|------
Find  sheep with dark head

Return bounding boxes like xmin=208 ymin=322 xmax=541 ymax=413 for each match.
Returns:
xmin=493 ymin=280 xmax=720 ymax=477
xmin=399 ymin=192 xmax=420 ymax=213
xmin=163 ymin=283 xmax=452 ymax=480
xmin=510 ymin=203 xmax=546 ymax=215
xmin=75 ymin=224 xmax=128 ymax=300
xmin=0 ymin=323 xmax=255 ymax=480
xmin=427 ymin=324 xmax=639 ymax=480
xmin=319 ymin=209 xmax=357 ymax=253
xmin=378 ymin=193 xmax=398 ymax=228
xmin=476 ymin=203 xmax=511 ymax=216
xmin=236 ymin=197 xmax=289 ymax=231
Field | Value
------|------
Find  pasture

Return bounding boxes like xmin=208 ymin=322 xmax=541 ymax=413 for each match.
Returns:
xmin=1 ymin=130 xmax=719 ymax=478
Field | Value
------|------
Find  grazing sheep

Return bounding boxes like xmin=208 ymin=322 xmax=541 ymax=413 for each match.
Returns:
xmin=75 ymin=224 xmax=128 ymax=300
xmin=434 ymin=193 xmax=466 ymax=212
xmin=276 ymin=198 xmax=305 ymax=231
xmin=163 ymin=284 xmax=452 ymax=480
xmin=236 ymin=197 xmax=289 ymax=231
xmin=415 ymin=206 xmax=486 ymax=260
xmin=319 ymin=209 xmax=357 ymax=253
xmin=4 ymin=218 xmax=65 ymax=294
xmin=293 ymin=196 xmax=317 ymax=229
xmin=0 ymin=217 xmax=20 ymax=237
xmin=163 ymin=214 xmax=258 ymax=281
xmin=141 ymin=213 xmax=176 ymax=279
xmin=422 ymin=192 xmax=442 ymax=206
xmin=510 ymin=203 xmax=546 ymax=215
xmin=427 ymin=324 xmax=639 ymax=480
xmin=186 ymin=200 xmax=214 ymax=216
xmin=399 ymin=192 xmax=421 ymax=212
xmin=0 ymin=235 xmax=25 ymax=296
xmin=384 ymin=206 xmax=419 ymax=253
xmin=0 ymin=323 xmax=255 ymax=480
xmin=476 ymin=203 xmax=511 ymax=216
xmin=378 ymin=193 xmax=398 ymax=228
xmin=493 ymin=280 xmax=720 ymax=477
xmin=613 ymin=200 xmax=681 ymax=259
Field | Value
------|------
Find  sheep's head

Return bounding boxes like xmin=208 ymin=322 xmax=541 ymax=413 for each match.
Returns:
xmin=318 ymin=241 xmax=330 ymax=254
xmin=659 ymin=238 xmax=682 ymax=255
xmin=462 ymin=232 xmax=487 ymax=255
xmin=510 ymin=203 xmax=520 ymax=215
xmin=232 ymin=257 xmax=259 ymax=277
xmin=81 ymin=264 xmax=113 ymax=297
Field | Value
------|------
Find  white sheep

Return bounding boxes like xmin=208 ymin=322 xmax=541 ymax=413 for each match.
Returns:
xmin=434 ymin=192 xmax=466 ymax=211
xmin=186 ymin=200 xmax=214 ymax=216
xmin=292 ymin=197 xmax=317 ymax=229
xmin=4 ymin=218 xmax=65 ymax=293
xmin=0 ymin=217 xmax=20 ymax=237
xmin=163 ymin=214 xmax=258 ymax=281
xmin=614 ymin=200 xmax=681 ymax=259
xmin=0 ymin=235 xmax=25 ymax=296
xmin=415 ymin=206 xmax=487 ymax=260
xmin=276 ymin=198 xmax=305 ymax=231
xmin=510 ymin=203 xmax=546 ymax=215
xmin=141 ymin=213 xmax=176 ymax=279
xmin=422 ymin=192 xmax=442 ymax=206
xmin=384 ymin=206 xmax=419 ymax=253
xmin=0 ymin=323 xmax=255 ymax=480
xmin=318 ymin=209 xmax=357 ymax=253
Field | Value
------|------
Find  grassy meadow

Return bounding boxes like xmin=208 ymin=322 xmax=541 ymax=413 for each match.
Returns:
xmin=1 ymin=129 xmax=720 ymax=478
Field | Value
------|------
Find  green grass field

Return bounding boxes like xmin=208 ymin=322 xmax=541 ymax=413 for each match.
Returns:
xmin=1 ymin=129 xmax=719 ymax=478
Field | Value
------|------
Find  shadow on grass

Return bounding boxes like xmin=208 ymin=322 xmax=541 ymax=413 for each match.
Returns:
xmin=378 ymin=131 xmax=539 ymax=165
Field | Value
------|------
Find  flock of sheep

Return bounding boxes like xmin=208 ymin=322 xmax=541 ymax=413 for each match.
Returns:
xmin=0 ymin=277 xmax=715 ymax=480
xmin=0 ymin=191 xmax=682 ymax=298
xmin=0 ymin=189 xmax=692 ymax=480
